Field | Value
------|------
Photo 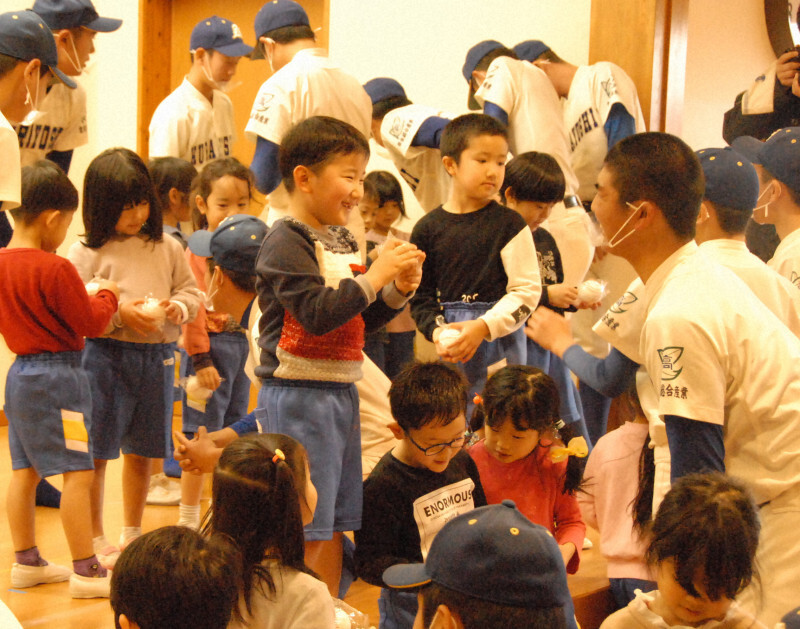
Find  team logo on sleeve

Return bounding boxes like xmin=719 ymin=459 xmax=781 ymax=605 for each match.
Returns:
xmin=790 ymin=271 xmax=800 ymax=288
xmin=609 ymin=291 xmax=637 ymax=314
xmin=601 ymin=77 xmax=618 ymax=99
xmin=657 ymin=346 xmax=683 ymax=381
xmin=254 ymin=93 xmax=274 ymax=113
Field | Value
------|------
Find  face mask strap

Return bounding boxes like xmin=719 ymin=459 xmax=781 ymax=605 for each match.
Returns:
xmin=754 ymin=182 xmax=774 ymax=218
xmin=66 ymin=31 xmax=83 ymax=74
xmin=606 ymin=201 xmax=645 ymax=248
xmin=20 ymin=66 xmax=42 ymax=127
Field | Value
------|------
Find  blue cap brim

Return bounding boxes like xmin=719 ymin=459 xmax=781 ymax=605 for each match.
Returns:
xmin=51 ymin=66 xmax=77 ymax=89
xmin=214 ymin=41 xmax=254 ymax=57
xmin=84 ymin=15 xmax=122 ymax=32
xmin=382 ymin=563 xmax=431 ymax=590
xmin=187 ymin=229 xmax=214 ymax=257
xmin=730 ymin=136 xmax=764 ymax=164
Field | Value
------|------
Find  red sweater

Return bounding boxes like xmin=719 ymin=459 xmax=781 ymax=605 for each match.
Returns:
xmin=469 ymin=439 xmax=585 ymax=573
xmin=0 ymin=248 xmax=117 ymax=354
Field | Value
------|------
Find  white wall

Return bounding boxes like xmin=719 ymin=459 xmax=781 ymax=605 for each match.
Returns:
xmin=682 ymin=0 xmax=778 ymax=149
xmin=327 ymin=0 xmax=591 ymax=227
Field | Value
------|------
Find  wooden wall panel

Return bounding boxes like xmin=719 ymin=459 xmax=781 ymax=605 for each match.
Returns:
xmin=589 ymin=0 xmax=689 ymax=133
xmin=137 ymin=0 xmax=172 ymax=158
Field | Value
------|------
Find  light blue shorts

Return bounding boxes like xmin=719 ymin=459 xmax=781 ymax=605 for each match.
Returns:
xmin=6 ymin=352 xmax=94 ymax=477
xmin=182 ymin=331 xmax=250 ymax=433
xmin=256 ymin=379 xmax=362 ymax=540
xmin=83 ymin=338 xmax=176 ymax=460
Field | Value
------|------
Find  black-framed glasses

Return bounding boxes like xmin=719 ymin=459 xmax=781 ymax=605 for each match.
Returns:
xmin=406 ymin=431 xmax=467 ymax=456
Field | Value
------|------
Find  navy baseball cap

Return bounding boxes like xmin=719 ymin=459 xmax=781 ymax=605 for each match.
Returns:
xmin=190 ymin=16 xmax=253 ymax=57
xmin=0 ymin=10 xmax=76 ymax=88
xmin=696 ymin=148 xmax=759 ymax=212
xmin=463 ymin=40 xmax=504 ymax=110
xmin=732 ymin=127 xmax=800 ymax=193
xmin=188 ymin=214 xmax=267 ymax=275
xmin=514 ymin=40 xmax=551 ymax=62
xmin=363 ymin=78 xmax=407 ymax=105
xmin=32 ymin=0 xmax=121 ymax=32
xmin=383 ymin=500 xmax=571 ymax=609
xmin=254 ymin=0 xmax=309 ymax=39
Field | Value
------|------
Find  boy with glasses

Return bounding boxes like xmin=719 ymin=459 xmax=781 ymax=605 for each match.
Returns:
xmin=354 ymin=361 xmax=486 ymax=629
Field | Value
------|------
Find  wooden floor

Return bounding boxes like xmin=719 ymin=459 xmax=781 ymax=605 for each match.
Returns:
xmin=0 ymin=422 xmax=614 ymax=628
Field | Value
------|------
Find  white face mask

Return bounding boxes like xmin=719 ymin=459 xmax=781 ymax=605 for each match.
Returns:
xmin=199 ymin=54 xmax=233 ymax=93
xmin=606 ymin=201 xmax=645 ymax=248
xmin=263 ymin=38 xmax=276 ymax=73
xmin=753 ymin=181 xmax=775 ymax=218
xmin=19 ymin=67 xmax=43 ymax=127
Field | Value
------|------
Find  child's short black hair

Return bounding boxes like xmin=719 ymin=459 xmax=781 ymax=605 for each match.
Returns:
xmin=440 ymin=113 xmax=507 ymax=165
xmin=261 ymin=24 xmax=315 ymax=44
xmin=647 ymin=472 xmax=760 ymax=602
xmin=364 ymin=170 xmax=406 ymax=217
xmin=279 ymin=116 xmax=370 ymax=193
xmin=420 ymin=582 xmax=566 ymax=629
xmin=389 ymin=361 xmax=468 ymax=431
xmin=111 ymin=526 xmax=242 ymax=629
xmin=206 ymin=257 xmax=256 ymax=293
xmin=0 ymin=52 xmax=21 ymax=79
xmin=11 ymin=159 xmax=78 ymax=224
xmin=372 ymin=95 xmax=412 ymax=120
xmin=148 ymin=156 xmax=196 ymax=217
xmin=474 ymin=46 xmax=518 ymax=73
xmin=500 ymin=152 xmax=565 ymax=205
xmin=703 ymin=199 xmax=751 ymax=235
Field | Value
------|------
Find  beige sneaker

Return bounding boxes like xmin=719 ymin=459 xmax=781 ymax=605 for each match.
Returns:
xmin=146 ymin=473 xmax=181 ymax=506
xmin=11 ymin=562 xmax=71 ymax=588
xmin=70 ymin=572 xmax=111 ymax=598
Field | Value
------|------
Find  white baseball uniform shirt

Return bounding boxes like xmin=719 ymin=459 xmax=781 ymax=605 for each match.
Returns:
xmin=245 ymin=48 xmax=371 ymax=217
xmin=148 ymin=78 xmax=236 ymax=168
xmin=379 ymin=103 xmax=451 ymax=213
xmin=15 ymin=82 xmax=87 ymax=167
xmin=0 ymin=112 xmax=21 ymax=212
xmin=642 ymin=241 xmax=800 ymax=624
xmin=564 ymin=63 xmax=646 ymax=202
xmin=768 ymin=226 xmax=800 ymax=288
xmin=475 ymin=57 xmax=593 ymax=284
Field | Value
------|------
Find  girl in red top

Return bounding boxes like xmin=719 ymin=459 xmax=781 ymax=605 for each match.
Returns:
xmin=468 ymin=364 xmax=587 ymax=573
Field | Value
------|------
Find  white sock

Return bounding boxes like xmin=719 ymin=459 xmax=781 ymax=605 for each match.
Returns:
xmin=119 ymin=526 xmax=142 ymax=547
xmin=92 ymin=535 xmax=114 ymax=553
xmin=177 ymin=504 xmax=201 ymax=529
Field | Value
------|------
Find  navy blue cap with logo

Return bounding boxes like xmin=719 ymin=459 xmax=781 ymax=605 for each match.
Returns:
xmin=188 ymin=214 xmax=267 ymax=275
xmin=32 ymin=0 xmax=121 ymax=32
xmin=0 ymin=10 xmax=76 ymax=88
xmin=696 ymin=147 xmax=759 ymax=213
xmin=513 ymin=39 xmax=551 ymax=62
xmin=363 ymin=78 xmax=407 ymax=106
xmin=383 ymin=500 xmax=572 ymax=611
xmin=462 ymin=40 xmax=504 ymax=110
xmin=732 ymin=127 xmax=800 ymax=194
xmin=190 ymin=15 xmax=253 ymax=57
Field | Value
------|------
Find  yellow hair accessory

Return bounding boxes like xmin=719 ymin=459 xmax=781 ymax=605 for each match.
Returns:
xmin=272 ymin=449 xmax=285 ymax=464
xmin=549 ymin=437 xmax=589 ymax=463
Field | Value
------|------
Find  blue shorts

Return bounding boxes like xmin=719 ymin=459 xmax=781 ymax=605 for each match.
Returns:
xmin=256 ymin=379 xmax=362 ymax=540
xmin=442 ymin=301 xmax=526 ymax=415
xmin=182 ymin=331 xmax=250 ymax=433
xmin=527 ymin=339 xmax=583 ymax=424
xmin=83 ymin=338 xmax=176 ymax=460
xmin=5 ymin=352 xmax=94 ymax=476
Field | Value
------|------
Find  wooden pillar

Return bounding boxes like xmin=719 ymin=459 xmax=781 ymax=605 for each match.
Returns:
xmin=137 ymin=0 xmax=172 ymax=158
xmin=589 ymin=0 xmax=689 ymax=134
